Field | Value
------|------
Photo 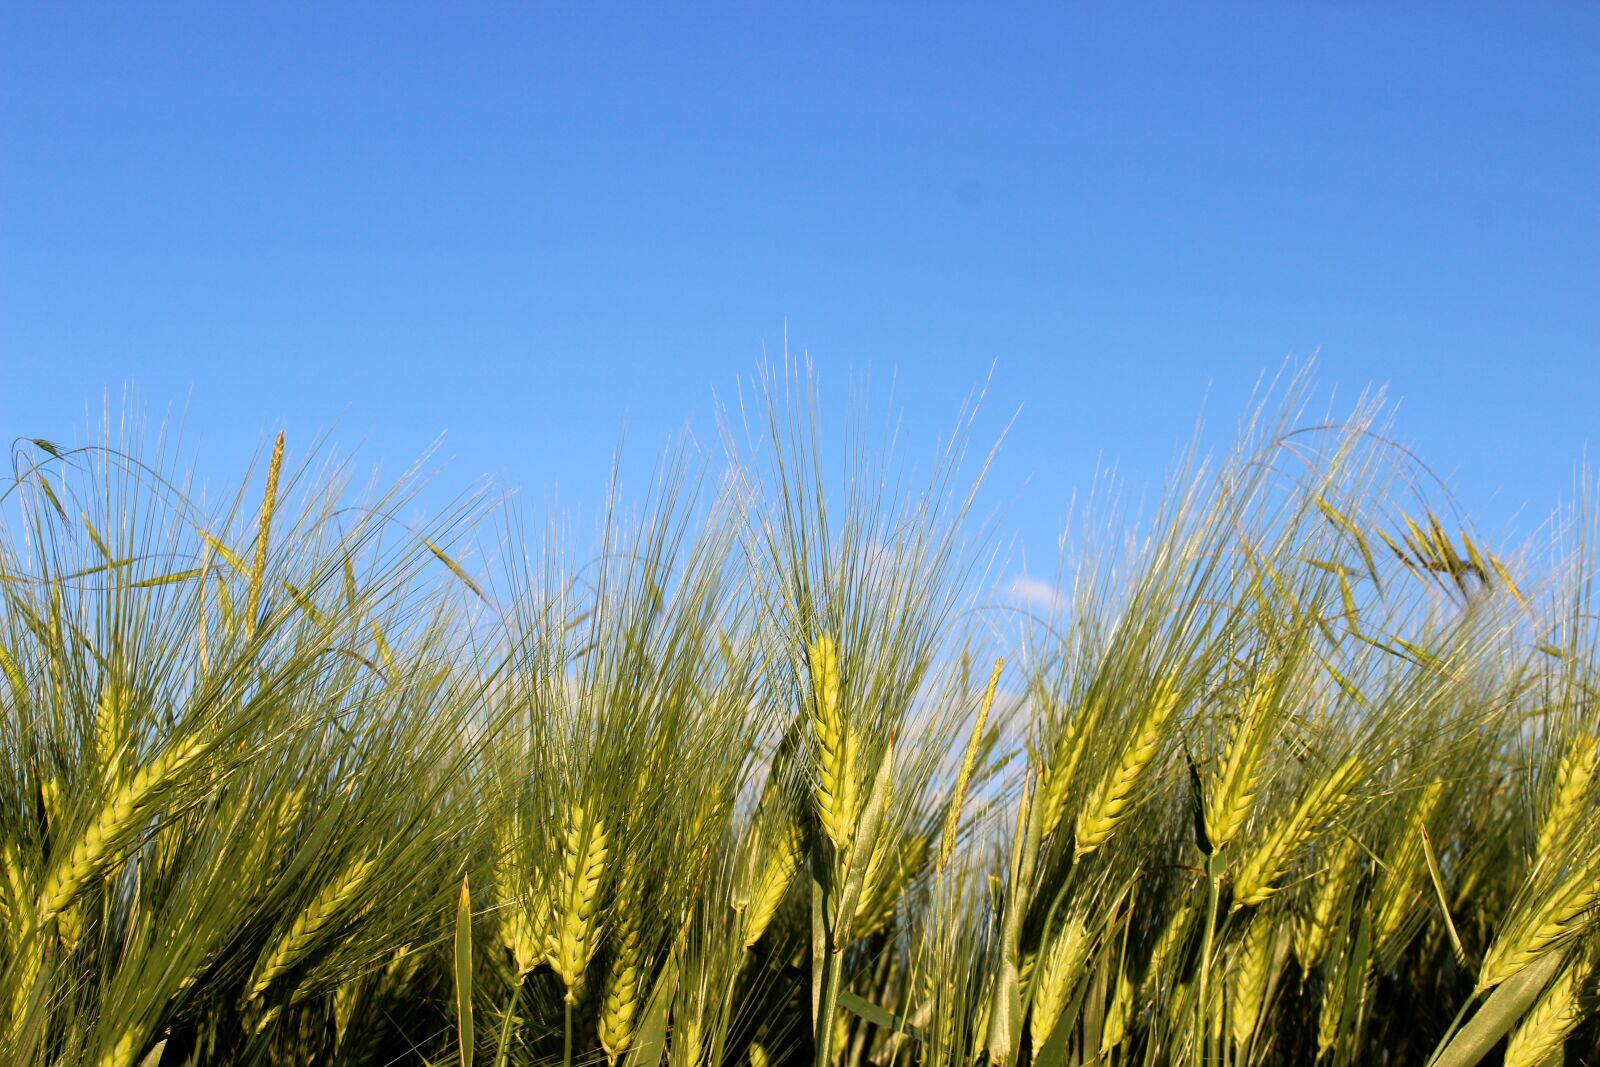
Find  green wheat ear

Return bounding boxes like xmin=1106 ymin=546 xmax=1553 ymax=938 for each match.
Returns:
xmin=809 ymin=634 xmax=860 ymax=851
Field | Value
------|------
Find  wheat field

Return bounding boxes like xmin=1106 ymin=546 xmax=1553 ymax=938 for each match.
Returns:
xmin=2 ymin=369 xmax=1596 ymax=1066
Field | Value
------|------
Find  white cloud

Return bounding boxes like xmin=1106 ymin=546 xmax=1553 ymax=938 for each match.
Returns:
xmin=1007 ymin=575 xmax=1065 ymax=614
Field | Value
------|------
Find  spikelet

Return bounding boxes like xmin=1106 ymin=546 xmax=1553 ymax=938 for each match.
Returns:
xmin=1478 ymin=845 xmax=1600 ymax=990
xmin=1502 ymin=947 xmax=1593 ymax=1067
xmin=1233 ymin=755 xmax=1362 ymax=907
xmin=549 ymin=803 xmax=609 ymax=1001
xmin=1228 ymin=914 xmax=1275 ymax=1053
xmin=36 ymin=732 xmax=212 ymax=925
xmin=1075 ymin=686 xmax=1181 ymax=857
xmin=599 ymin=866 xmax=645 ymax=1060
xmin=245 ymin=430 xmax=285 ymax=637
xmin=1029 ymin=916 xmax=1091 ymax=1056
xmin=748 ymin=1041 xmax=770 ymax=1067
xmin=1203 ymin=679 xmax=1276 ymax=853
xmin=1534 ymin=734 xmax=1597 ymax=865
xmin=940 ymin=658 xmax=1003 ymax=870
xmin=809 ymin=635 xmax=860 ymax=850
xmin=741 ymin=816 xmax=802 ymax=948
xmin=248 ymin=855 xmax=378 ymax=1000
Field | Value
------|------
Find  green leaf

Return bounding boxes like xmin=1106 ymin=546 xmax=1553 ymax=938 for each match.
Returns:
xmin=837 ymin=989 xmax=926 ymax=1044
xmin=1427 ymin=952 xmax=1563 ymax=1067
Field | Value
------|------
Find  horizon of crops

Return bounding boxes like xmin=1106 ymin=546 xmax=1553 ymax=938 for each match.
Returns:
xmin=2 ymin=366 xmax=1597 ymax=1066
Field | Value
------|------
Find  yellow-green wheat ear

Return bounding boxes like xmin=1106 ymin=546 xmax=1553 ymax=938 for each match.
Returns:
xmin=809 ymin=634 xmax=859 ymax=850
xmin=1534 ymin=734 xmax=1597 ymax=865
xmin=1075 ymin=685 xmax=1182 ymax=857
xmin=245 ymin=429 xmax=285 ymax=638
xmin=940 ymin=657 xmax=1003 ymax=871
xmin=549 ymin=803 xmax=608 ymax=1002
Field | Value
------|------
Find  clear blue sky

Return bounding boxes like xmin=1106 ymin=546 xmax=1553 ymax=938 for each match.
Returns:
xmin=3 ymin=4 xmax=1597 ymax=579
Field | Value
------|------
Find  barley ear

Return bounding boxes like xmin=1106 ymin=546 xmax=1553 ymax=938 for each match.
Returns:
xmin=1533 ymin=734 xmax=1596 ymax=866
xmin=1075 ymin=686 xmax=1181 ymax=857
xmin=742 ymin=816 xmax=802 ymax=949
xmin=549 ymin=803 xmax=609 ymax=1001
xmin=809 ymin=635 xmax=859 ymax=850
xmin=600 ymin=862 xmax=645 ymax=1060
xmin=939 ymin=658 xmax=1002 ymax=871
xmin=1028 ymin=917 xmax=1091 ymax=1057
xmin=1233 ymin=755 xmax=1362 ymax=908
xmin=245 ymin=429 xmax=285 ymax=637
xmin=248 ymin=855 xmax=379 ymax=1002
xmin=1501 ymin=947 xmax=1594 ymax=1067
xmin=37 ymin=733 xmax=212 ymax=925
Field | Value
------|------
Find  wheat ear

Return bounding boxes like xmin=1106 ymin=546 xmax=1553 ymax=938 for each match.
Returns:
xmin=1478 ymin=846 xmax=1600 ymax=990
xmin=1029 ymin=916 xmax=1091 ymax=1056
xmin=1502 ymin=947 xmax=1593 ymax=1067
xmin=1228 ymin=914 xmax=1276 ymax=1053
xmin=1233 ymin=755 xmax=1363 ymax=907
xmin=940 ymin=658 xmax=1003 ymax=870
xmin=549 ymin=803 xmax=609 ymax=1001
xmin=809 ymin=634 xmax=860 ymax=850
xmin=37 ymin=733 xmax=212 ymax=925
xmin=1075 ymin=686 xmax=1181 ymax=857
xmin=248 ymin=855 xmax=378 ymax=1001
xmin=742 ymin=816 xmax=802 ymax=948
xmin=245 ymin=430 xmax=285 ymax=637
xmin=599 ymin=866 xmax=645 ymax=1060
xmin=1295 ymin=832 xmax=1362 ymax=971
xmin=1203 ymin=679 xmax=1276 ymax=853
xmin=1534 ymin=734 xmax=1596 ymax=865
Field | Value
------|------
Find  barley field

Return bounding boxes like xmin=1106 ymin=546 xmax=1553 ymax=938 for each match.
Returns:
xmin=2 ymin=371 xmax=1596 ymax=1066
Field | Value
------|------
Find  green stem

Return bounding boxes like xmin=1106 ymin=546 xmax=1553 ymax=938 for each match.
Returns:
xmin=564 ymin=998 xmax=574 ymax=1067
xmin=1195 ymin=856 xmax=1223 ymax=1067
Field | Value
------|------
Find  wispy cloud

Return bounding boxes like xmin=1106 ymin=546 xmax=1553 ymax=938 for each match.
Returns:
xmin=1007 ymin=575 xmax=1065 ymax=614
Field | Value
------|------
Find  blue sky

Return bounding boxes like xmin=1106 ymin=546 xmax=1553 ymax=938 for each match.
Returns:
xmin=3 ymin=4 xmax=1597 ymax=582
